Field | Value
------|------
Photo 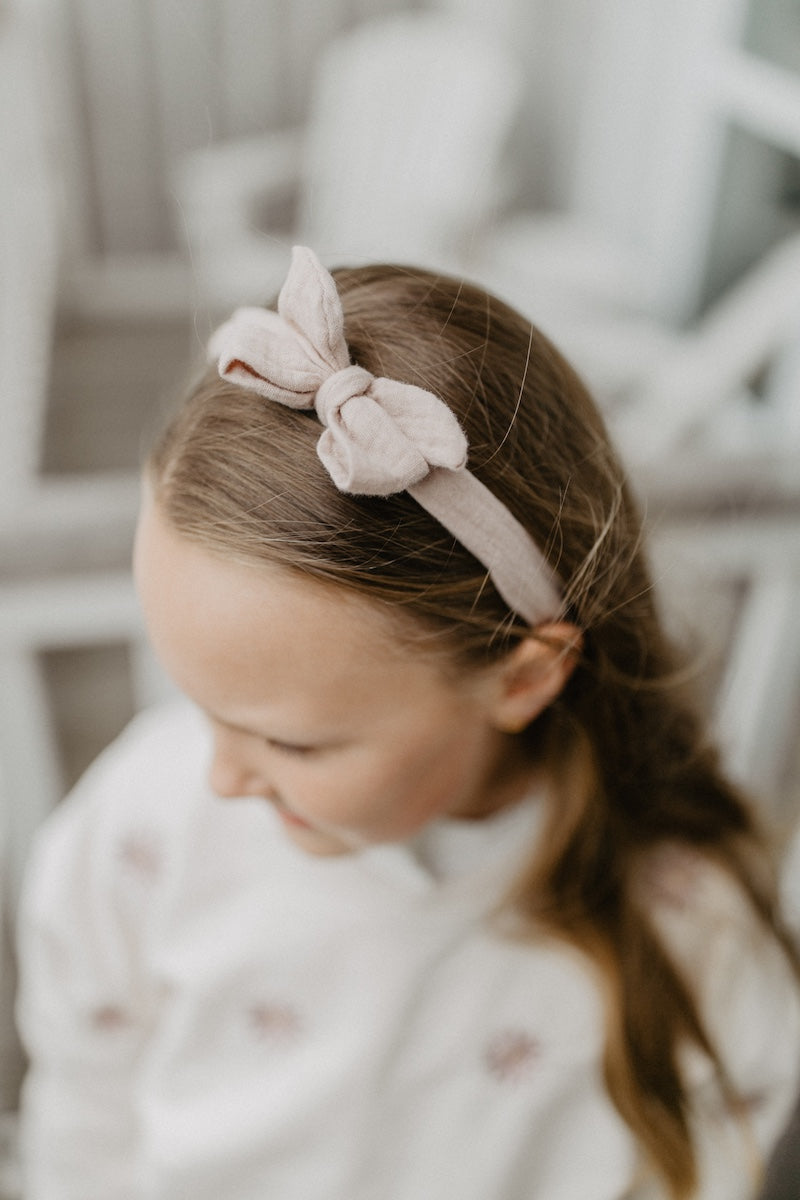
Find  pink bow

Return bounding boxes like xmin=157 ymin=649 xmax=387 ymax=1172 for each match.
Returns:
xmin=208 ymin=246 xmax=468 ymax=495
xmin=207 ymin=245 xmax=563 ymax=625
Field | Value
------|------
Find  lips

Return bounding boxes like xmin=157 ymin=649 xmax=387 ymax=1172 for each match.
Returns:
xmin=276 ymin=807 xmax=313 ymax=830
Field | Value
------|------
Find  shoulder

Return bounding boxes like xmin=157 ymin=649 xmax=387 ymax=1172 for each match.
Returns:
xmin=638 ymin=842 xmax=767 ymax=954
xmin=76 ymin=698 xmax=210 ymax=801
xmin=638 ymin=843 xmax=800 ymax=1102
xmin=638 ymin=842 xmax=790 ymax=970
xmin=20 ymin=701 xmax=212 ymax=919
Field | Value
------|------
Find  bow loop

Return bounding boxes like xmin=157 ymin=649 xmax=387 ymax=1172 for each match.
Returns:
xmin=209 ymin=306 xmax=330 ymax=407
xmin=208 ymin=247 xmax=351 ymax=405
xmin=278 ymin=246 xmax=350 ymax=373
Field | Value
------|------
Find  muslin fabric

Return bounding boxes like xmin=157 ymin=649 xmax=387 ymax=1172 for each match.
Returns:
xmin=17 ymin=702 xmax=800 ymax=1199
xmin=208 ymin=245 xmax=562 ymax=626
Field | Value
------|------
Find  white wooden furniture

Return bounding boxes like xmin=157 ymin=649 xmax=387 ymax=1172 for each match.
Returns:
xmin=567 ymin=0 xmax=800 ymax=323
xmin=173 ymin=9 xmax=524 ymax=314
xmin=485 ymin=0 xmax=800 ymax=812
xmin=0 ymin=1 xmax=151 ymax=904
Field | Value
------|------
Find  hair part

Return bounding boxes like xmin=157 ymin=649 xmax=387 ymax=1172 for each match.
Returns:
xmin=148 ymin=261 xmax=796 ymax=1198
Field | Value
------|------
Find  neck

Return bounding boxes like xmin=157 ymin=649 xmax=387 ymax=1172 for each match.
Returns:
xmin=455 ymin=733 xmax=539 ymax=821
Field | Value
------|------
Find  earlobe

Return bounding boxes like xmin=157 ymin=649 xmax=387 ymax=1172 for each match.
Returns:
xmin=492 ymin=622 xmax=583 ymax=733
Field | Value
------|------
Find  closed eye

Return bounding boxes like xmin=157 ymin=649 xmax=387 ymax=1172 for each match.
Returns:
xmin=208 ymin=713 xmax=319 ymax=757
xmin=266 ymin=738 xmax=316 ymax=757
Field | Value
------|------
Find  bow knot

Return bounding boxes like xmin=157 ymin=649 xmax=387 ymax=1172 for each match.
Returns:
xmin=315 ymin=367 xmax=467 ymax=494
xmin=209 ymin=246 xmax=467 ymax=496
xmin=314 ymin=365 xmax=373 ymax=425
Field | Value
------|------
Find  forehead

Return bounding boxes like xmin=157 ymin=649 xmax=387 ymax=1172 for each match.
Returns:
xmin=133 ymin=496 xmax=448 ymax=721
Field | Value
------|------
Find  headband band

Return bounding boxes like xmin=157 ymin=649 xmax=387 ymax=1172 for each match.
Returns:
xmin=208 ymin=245 xmax=562 ymax=626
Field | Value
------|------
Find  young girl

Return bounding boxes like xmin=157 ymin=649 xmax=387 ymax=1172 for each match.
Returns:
xmin=16 ymin=247 xmax=800 ymax=1199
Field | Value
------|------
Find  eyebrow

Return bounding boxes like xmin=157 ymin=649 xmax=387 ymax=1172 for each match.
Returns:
xmin=210 ymin=712 xmax=321 ymax=750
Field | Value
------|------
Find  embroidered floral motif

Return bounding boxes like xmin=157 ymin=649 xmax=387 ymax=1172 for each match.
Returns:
xmin=725 ymin=1090 xmax=769 ymax=1119
xmin=640 ymin=844 xmax=701 ymax=911
xmin=88 ymin=1004 xmax=129 ymax=1031
xmin=247 ymin=1000 xmax=303 ymax=1042
xmin=483 ymin=1029 xmax=541 ymax=1082
xmin=117 ymin=830 xmax=163 ymax=880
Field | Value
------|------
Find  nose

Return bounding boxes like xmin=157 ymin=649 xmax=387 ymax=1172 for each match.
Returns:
xmin=209 ymin=728 xmax=269 ymax=800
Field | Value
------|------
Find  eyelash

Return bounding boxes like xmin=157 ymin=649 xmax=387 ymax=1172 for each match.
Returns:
xmin=267 ymin=739 xmax=314 ymax=757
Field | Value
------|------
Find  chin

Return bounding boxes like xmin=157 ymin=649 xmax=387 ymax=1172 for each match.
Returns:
xmin=279 ymin=817 xmax=355 ymax=857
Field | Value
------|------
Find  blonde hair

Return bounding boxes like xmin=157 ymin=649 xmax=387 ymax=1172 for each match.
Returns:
xmin=150 ymin=262 xmax=794 ymax=1197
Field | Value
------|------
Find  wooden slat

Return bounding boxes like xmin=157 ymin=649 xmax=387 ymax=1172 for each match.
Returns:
xmin=275 ymin=0 xmax=355 ymax=126
xmin=32 ymin=0 xmax=97 ymax=261
xmin=612 ymin=231 xmax=800 ymax=462
xmin=0 ymin=573 xmax=141 ymax=650
xmin=69 ymin=0 xmax=165 ymax=253
xmin=0 ymin=650 xmax=65 ymax=897
xmin=146 ymin=0 xmax=223 ymax=183
xmin=570 ymin=0 xmax=755 ymax=322
xmin=713 ymin=575 xmax=800 ymax=800
xmin=651 ymin=513 xmax=800 ymax=576
xmin=0 ymin=2 xmax=60 ymax=511
xmin=218 ymin=0 xmax=289 ymax=136
xmin=709 ymin=48 xmax=800 ymax=157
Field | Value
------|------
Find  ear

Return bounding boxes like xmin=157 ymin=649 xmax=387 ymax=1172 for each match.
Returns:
xmin=488 ymin=622 xmax=583 ymax=733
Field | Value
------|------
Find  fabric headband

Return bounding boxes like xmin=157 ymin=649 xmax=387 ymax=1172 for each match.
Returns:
xmin=207 ymin=245 xmax=562 ymax=626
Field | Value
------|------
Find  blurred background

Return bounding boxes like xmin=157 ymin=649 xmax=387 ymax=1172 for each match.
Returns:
xmin=1 ymin=0 xmax=800 ymax=1182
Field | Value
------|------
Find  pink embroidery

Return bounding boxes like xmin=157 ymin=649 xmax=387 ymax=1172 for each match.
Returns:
xmin=702 ymin=1085 xmax=768 ymax=1124
xmin=247 ymin=1001 xmax=303 ymax=1042
xmin=117 ymin=830 xmax=162 ymax=880
xmin=640 ymin=845 xmax=701 ymax=911
xmin=484 ymin=1029 xmax=541 ymax=1082
xmin=728 ymin=1090 xmax=768 ymax=1118
xmin=88 ymin=1004 xmax=129 ymax=1031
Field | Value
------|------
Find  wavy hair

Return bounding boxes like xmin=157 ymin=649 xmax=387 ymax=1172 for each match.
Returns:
xmin=149 ymin=262 xmax=796 ymax=1197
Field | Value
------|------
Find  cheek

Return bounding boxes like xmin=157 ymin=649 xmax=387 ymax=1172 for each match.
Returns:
xmin=286 ymin=747 xmax=441 ymax=833
xmin=359 ymin=731 xmax=477 ymax=825
xmin=283 ymin=714 xmax=491 ymax=837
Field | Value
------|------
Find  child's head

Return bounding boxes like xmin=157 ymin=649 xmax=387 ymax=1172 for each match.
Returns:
xmin=149 ymin=250 xmax=636 ymax=645
xmin=143 ymin=249 xmax=655 ymax=772
xmin=137 ymin=247 xmax=597 ymax=850
xmin=144 ymin=246 xmax=693 ymax=852
xmin=141 ymin=245 xmax=741 ymax=858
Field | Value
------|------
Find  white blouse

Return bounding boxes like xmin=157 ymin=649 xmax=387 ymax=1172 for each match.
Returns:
xmin=16 ymin=702 xmax=800 ymax=1200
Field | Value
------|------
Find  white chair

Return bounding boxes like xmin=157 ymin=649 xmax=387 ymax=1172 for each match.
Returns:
xmin=173 ymin=9 xmax=524 ymax=314
xmin=618 ymin=235 xmax=800 ymax=812
xmin=650 ymin=514 xmax=800 ymax=807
